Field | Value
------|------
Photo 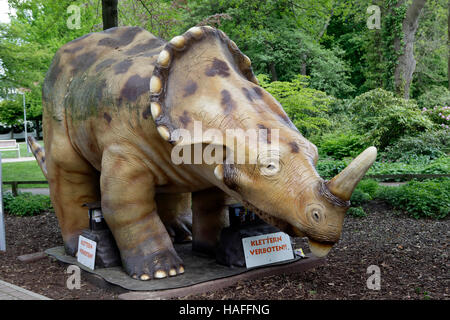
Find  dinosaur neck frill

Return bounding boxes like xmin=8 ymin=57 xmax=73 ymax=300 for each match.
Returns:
xmin=148 ymin=26 xmax=259 ymax=144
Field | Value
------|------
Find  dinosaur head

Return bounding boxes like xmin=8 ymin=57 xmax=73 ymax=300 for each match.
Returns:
xmin=148 ymin=26 xmax=376 ymax=257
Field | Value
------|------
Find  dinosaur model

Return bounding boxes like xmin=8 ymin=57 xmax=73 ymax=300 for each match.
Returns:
xmin=29 ymin=26 xmax=376 ymax=281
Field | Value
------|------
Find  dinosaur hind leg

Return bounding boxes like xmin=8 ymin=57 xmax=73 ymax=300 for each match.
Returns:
xmin=46 ymin=139 xmax=101 ymax=256
xmin=156 ymin=193 xmax=192 ymax=243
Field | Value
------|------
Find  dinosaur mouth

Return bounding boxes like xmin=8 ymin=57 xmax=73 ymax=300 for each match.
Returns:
xmin=241 ymin=200 xmax=303 ymax=236
xmin=241 ymin=199 xmax=333 ymax=258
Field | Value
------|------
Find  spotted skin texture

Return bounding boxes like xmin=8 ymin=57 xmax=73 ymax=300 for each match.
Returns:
xmin=36 ymin=26 xmax=368 ymax=281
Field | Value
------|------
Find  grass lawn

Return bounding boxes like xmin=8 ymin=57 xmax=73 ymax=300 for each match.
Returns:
xmin=2 ymin=160 xmax=48 ymax=189
xmin=0 ymin=140 xmax=44 ymax=159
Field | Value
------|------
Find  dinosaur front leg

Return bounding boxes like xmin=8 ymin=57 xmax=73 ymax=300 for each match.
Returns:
xmin=192 ymin=187 xmax=229 ymax=256
xmin=100 ymin=147 xmax=184 ymax=280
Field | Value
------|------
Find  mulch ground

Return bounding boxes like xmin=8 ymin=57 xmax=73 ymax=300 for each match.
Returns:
xmin=0 ymin=200 xmax=448 ymax=300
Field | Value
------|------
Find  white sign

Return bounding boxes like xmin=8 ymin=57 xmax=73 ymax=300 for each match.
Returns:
xmin=77 ymin=236 xmax=97 ymax=270
xmin=242 ymin=232 xmax=294 ymax=268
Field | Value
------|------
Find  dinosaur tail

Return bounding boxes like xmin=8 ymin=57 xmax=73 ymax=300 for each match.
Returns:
xmin=27 ymin=136 xmax=48 ymax=179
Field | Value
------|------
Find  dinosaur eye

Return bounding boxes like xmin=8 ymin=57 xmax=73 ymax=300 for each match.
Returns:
xmin=258 ymin=150 xmax=281 ymax=176
xmin=312 ymin=210 xmax=321 ymax=222
xmin=260 ymin=161 xmax=280 ymax=176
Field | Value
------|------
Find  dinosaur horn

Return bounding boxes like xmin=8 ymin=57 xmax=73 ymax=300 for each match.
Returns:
xmin=326 ymin=147 xmax=377 ymax=201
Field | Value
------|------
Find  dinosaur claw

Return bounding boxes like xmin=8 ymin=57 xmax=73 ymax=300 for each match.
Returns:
xmin=169 ymin=268 xmax=177 ymax=276
xmin=154 ymin=270 xmax=167 ymax=279
xmin=140 ymin=274 xmax=150 ymax=281
xmin=178 ymin=265 xmax=185 ymax=274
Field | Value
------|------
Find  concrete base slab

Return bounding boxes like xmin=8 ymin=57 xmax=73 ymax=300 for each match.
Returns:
xmin=119 ymin=256 xmax=325 ymax=300
xmin=46 ymin=243 xmax=325 ymax=299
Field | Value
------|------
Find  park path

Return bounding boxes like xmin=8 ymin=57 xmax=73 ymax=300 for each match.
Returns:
xmin=0 ymin=279 xmax=51 ymax=300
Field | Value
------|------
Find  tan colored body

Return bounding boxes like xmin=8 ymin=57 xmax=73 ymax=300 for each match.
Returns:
xmin=34 ymin=26 xmax=376 ymax=280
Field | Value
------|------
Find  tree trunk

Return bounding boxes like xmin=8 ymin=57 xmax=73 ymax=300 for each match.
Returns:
xmin=269 ymin=62 xmax=278 ymax=81
xmin=394 ymin=0 xmax=427 ymax=99
xmin=102 ymin=0 xmax=118 ymax=30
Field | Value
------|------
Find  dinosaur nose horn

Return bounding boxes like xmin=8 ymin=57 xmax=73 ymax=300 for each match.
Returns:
xmin=326 ymin=146 xmax=377 ymax=201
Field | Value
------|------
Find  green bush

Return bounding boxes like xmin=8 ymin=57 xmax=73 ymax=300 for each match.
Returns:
xmin=316 ymin=157 xmax=449 ymax=182
xmin=316 ymin=159 xmax=347 ymax=178
xmin=421 ymin=105 xmax=450 ymax=130
xmin=3 ymin=192 xmax=52 ymax=216
xmin=350 ymin=189 xmax=371 ymax=206
xmin=349 ymin=88 xmax=434 ymax=150
xmin=416 ymin=86 xmax=450 ymax=109
xmin=317 ymin=131 xmax=368 ymax=160
xmin=381 ymin=130 xmax=450 ymax=163
xmin=257 ymin=74 xmax=333 ymax=137
xmin=355 ymin=179 xmax=379 ymax=198
xmin=347 ymin=206 xmax=367 ymax=218
xmin=375 ymin=179 xmax=450 ymax=219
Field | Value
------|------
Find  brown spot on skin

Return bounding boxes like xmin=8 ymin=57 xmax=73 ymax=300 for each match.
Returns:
xmin=179 ymin=111 xmax=191 ymax=127
xmin=96 ymin=79 xmax=107 ymax=102
xmin=104 ymin=112 xmax=112 ymax=124
xmin=64 ymin=46 xmax=83 ymax=54
xmin=220 ymin=90 xmax=236 ymax=114
xmin=141 ymin=50 xmax=161 ymax=58
xmin=257 ymin=124 xmax=272 ymax=144
xmin=288 ymin=141 xmax=299 ymax=153
xmin=253 ymin=87 xmax=263 ymax=97
xmin=95 ymin=58 xmax=116 ymax=72
xmin=242 ymin=87 xmax=263 ymax=102
xmin=47 ymin=54 xmax=62 ymax=83
xmin=125 ymin=38 xmax=165 ymax=55
xmin=183 ymin=81 xmax=197 ymax=97
xmin=205 ymin=58 xmax=230 ymax=78
xmin=142 ymin=106 xmax=151 ymax=119
xmin=242 ymin=87 xmax=254 ymax=102
xmin=70 ymin=51 xmax=97 ymax=74
xmin=114 ymin=59 xmax=133 ymax=74
xmin=120 ymin=75 xmax=150 ymax=102
xmin=98 ymin=27 xmax=143 ymax=48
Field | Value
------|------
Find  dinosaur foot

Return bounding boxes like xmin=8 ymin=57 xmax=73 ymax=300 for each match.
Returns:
xmin=122 ymin=246 xmax=185 ymax=281
xmin=165 ymin=216 xmax=193 ymax=244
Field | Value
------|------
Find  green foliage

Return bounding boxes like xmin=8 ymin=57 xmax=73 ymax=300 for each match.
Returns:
xmin=349 ymin=89 xmax=434 ymax=150
xmin=316 ymin=159 xmax=347 ymax=178
xmin=380 ymin=0 xmax=408 ymax=93
xmin=316 ymin=131 xmax=368 ymax=160
xmin=0 ymin=98 xmax=23 ymax=126
xmin=3 ymin=192 xmax=52 ymax=216
xmin=179 ymin=0 xmax=355 ymax=97
xmin=368 ymin=157 xmax=450 ymax=178
xmin=381 ymin=130 xmax=450 ymax=163
xmin=350 ymin=189 xmax=371 ymax=206
xmin=257 ymin=74 xmax=332 ymax=136
xmin=416 ymin=86 xmax=450 ymax=109
xmin=376 ymin=179 xmax=450 ymax=219
xmin=355 ymin=179 xmax=379 ymax=198
xmin=347 ymin=206 xmax=367 ymax=218
xmin=421 ymin=105 xmax=450 ymax=130
xmin=412 ymin=0 xmax=449 ymax=98
xmin=0 ymin=0 xmax=102 ymax=123
xmin=316 ymin=157 xmax=450 ymax=181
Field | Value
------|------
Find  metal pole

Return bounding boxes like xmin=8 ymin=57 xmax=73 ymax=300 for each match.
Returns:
xmin=0 ymin=152 xmax=6 ymax=251
xmin=22 ymin=93 xmax=30 ymax=153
